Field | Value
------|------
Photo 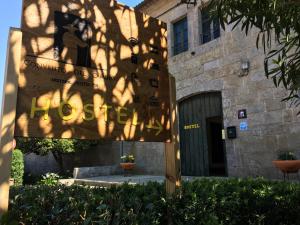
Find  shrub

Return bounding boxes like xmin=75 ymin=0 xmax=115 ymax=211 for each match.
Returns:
xmin=1 ymin=178 xmax=300 ymax=225
xmin=10 ymin=149 xmax=24 ymax=186
xmin=23 ymin=173 xmax=42 ymax=185
xmin=39 ymin=173 xmax=61 ymax=186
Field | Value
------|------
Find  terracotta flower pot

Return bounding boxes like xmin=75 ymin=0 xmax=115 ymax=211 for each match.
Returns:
xmin=272 ymin=160 xmax=300 ymax=173
xmin=120 ymin=162 xmax=135 ymax=170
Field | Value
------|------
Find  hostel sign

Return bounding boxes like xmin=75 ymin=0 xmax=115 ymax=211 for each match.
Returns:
xmin=0 ymin=1 xmax=181 ymax=215
xmin=15 ymin=0 xmax=171 ymax=141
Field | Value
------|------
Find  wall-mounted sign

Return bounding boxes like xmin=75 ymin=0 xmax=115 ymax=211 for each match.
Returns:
xmin=184 ymin=124 xmax=200 ymax=130
xmin=239 ymin=122 xmax=248 ymax=131
xmin=227 ymin=126 xmax=237 ymax=139
xmin=15 ymin=0 xmax=170 ymax=142
xmin=238 ymin=109 xmax=247 ymax=119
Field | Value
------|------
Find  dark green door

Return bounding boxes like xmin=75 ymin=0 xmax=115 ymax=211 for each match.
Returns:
xmin=179 ymin=92 xmax=226 ymax=176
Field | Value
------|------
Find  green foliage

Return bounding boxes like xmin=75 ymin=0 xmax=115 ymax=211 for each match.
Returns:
xmin=209 ymin=0 xmax=300 ymax=107
xmin=2 ymin=178 xmax=300 ymax=225
xmin=278 ymin=151 xmax=297 ymax=160
xmin=121 ymin=154 xmax=135 ymax=163
xmin=10 ymin=149 xmax=24 ymax=186
xmin=16 ymin=138 xmax=99 ymax=174
xmin=39 ymin=173 xmax=61 ymax=186
xmin=16 ymin=138 xmax=97 ymax=155
xmin=23 ymin=173 xmax=42 ymax=185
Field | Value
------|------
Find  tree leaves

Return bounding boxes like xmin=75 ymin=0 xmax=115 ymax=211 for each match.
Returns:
xmin=210 ymin=0 xmax=300 ymax=107
xmin=16 ymin=138 xmax=98 ymax=155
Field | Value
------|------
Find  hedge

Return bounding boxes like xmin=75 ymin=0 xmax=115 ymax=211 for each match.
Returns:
xmin=10 ymin=149 xmax=24 ymax=186
xmin=1 ymin=178 xmax=300 ymax=225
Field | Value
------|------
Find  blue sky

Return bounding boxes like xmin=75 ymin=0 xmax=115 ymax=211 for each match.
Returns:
xmin=0 ymin=0 xmax=142 ymax=103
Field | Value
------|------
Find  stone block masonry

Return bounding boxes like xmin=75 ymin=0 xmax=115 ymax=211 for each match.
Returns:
xmin=136 ymin=0 xmax=300 ymax=179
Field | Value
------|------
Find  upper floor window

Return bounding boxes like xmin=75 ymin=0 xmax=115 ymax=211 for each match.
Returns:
xmin=200 ymin=8 xmax=220 ymax=44
xmin=173 ymin=17 xmax=188 ymax=56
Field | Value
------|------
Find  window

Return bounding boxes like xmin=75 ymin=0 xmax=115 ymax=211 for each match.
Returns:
xmin=200 ymin=8 xmax=220 ymax=44
xmin=173 ymin=17 xmax=188 ymax=56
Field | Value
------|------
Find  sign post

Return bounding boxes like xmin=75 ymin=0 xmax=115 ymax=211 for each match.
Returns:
xmin=0 ymin=28 xmax=22 ymax=217
xmin=165 ymin=76 xmax=181 ymax=195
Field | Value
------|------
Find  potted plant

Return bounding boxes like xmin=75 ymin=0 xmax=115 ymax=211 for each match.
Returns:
xmin=120 ymin=154 xmax=135 ymax=170
xmin=273 ymin=151 xmax=300 ymax=175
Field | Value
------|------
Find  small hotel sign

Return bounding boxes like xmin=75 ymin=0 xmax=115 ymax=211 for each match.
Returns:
xmin=184 ymin=123 xmax=200 ymax=130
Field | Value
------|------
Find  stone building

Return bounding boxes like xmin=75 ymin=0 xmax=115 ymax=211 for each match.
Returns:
xmin=131 ymin=0 xmax=300 ymax=179
xmin=23 ymin=0 xmax=300 ymax=180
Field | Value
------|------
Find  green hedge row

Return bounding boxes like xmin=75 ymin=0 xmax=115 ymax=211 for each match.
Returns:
xmin=1 ymin=178 xmax=300 ymax=225
xmin=11 ymin=149 xmax=24 ymax=186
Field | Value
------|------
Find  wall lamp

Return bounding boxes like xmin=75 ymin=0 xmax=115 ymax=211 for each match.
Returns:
xmin=239 ymin=59 xmax=250 ymax=77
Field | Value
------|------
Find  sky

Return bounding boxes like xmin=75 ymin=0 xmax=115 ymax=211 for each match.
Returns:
xmin=0 ymin=0 xmax=142 ymax=103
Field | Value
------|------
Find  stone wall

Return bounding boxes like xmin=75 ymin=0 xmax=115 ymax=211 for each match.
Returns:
xmin=24 ymin=141 xmax=121 ymax=176
xmin=24 ymin=141 xmax=165 ymax=177
xmin=121 ymin=142 xmax=165 ymax=175
xmin=25 ymin=152 xmax=60 ymax=176
xmin=137 ymin=0 xmax=300 ymax=179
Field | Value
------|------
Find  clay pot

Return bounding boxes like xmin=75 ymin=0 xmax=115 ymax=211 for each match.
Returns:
xmin=272 ymin=160 xmax=300 ymax=173
xmin=120 ymin=163 xmax=135 ymax=170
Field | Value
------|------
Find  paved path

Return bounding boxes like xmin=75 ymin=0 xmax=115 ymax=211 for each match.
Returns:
xmin=60 ymin=175 xmax=203 ymax=187
xmin=59 ymin=176 xmax=298 ymax=187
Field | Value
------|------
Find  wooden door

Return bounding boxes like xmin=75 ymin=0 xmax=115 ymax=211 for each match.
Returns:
xmin=179 ymin=92 xmax=225 ymax=176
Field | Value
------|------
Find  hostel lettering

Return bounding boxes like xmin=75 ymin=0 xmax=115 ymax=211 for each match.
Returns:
xmin=30 ymin=97 xmax=163 ymax=136
xmin=184 ymin=124 xmax=200 ymax=130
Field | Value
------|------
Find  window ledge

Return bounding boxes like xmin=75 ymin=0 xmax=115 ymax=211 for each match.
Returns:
xmin=170 ymin=50 xmax=190 ymax=61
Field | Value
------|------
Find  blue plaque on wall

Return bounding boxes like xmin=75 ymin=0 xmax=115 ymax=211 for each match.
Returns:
xmin=240 ymin=122 xmax=248 ymax=131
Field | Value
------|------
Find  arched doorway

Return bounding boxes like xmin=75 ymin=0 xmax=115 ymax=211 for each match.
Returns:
xmin=179 ymin=92 xmax=227 ymax=176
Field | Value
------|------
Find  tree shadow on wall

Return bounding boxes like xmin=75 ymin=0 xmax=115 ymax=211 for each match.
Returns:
xmin=16 ymin=0 xmax=171 ymax=143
